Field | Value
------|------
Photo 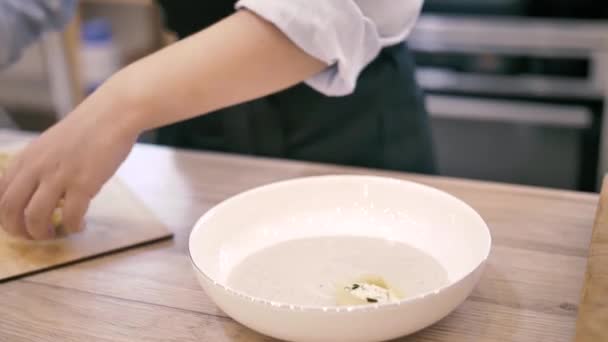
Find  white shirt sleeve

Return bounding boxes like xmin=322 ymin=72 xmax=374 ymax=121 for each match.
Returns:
xmin=235 ymin=0 xmax=423 ymax=96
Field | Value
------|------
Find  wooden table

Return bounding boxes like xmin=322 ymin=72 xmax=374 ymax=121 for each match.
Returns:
xmin=0 ymin=132 xmax=602 ymax=341
xmin=575 ymin=178 xmax=608 ymax=341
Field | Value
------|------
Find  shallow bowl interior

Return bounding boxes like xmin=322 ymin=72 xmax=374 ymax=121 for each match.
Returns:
xmin=190 ymin=175 xmax=491 ymax=308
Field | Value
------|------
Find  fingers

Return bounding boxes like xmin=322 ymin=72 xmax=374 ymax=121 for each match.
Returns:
xmin=24 ymin=180 xmax=64 ymax=240
xmin=0 ymin=159 xmax=91 ymax=240
xmin=0 ymin=155 xmax=22 ymax=198
xmin=0 ymin=178 xmax=90 ymax=240
xmin=0 ymin=171 xmax=38 ymax=239
xmin=61 ymin=190 xmax=90 ymax=234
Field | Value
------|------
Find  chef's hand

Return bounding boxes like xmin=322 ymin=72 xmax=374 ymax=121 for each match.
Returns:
xmin=0 ymin=10 xmax=325 ymax=240
xmin=0 ymin=83 xmax=139 ymax=240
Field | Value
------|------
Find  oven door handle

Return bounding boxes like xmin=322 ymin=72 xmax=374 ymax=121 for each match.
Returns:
xmin=426 ymin=95 xmax=593 ymax=129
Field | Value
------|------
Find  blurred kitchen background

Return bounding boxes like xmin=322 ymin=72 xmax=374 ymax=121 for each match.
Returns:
xmin=0 ymin=0 xmax=607 ymax=192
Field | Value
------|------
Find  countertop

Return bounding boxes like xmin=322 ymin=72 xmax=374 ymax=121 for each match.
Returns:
xmin=0 ymin=130 xmax=602 ymax=341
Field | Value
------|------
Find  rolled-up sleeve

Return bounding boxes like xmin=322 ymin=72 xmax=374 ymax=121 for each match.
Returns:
xmin=0 ymin=0 xmax=76 ymax=68
xmin=235 ymin=0 xmax=422 ymax=96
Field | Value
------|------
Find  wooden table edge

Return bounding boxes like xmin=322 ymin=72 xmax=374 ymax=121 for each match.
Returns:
xmin=575 ymin=175 xmax=608 ymax=342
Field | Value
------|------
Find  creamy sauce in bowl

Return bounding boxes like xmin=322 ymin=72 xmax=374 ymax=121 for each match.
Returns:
xmin=226 ymin=236 xmax=449 ymax=307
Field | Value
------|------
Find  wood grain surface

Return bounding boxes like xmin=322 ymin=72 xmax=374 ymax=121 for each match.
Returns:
xmin=0 ymin=130 xmax=600 ymax=341
xmin=575 ymin=177 xmax=608 ymax=342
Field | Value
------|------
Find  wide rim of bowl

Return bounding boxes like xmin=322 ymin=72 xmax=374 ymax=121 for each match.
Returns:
xmin=188 ymin=174 xmax=492 ymax=313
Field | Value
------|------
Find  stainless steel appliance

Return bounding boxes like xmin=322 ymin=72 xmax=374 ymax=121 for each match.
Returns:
xmin=409 ymin=15 xmax=608 ymax=191
xmin=423 ymin=0 xmax=608 ymax=19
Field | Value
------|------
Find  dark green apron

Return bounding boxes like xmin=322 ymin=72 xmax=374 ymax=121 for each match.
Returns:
xmin=155 ymin=1 xmax=436 ymax=174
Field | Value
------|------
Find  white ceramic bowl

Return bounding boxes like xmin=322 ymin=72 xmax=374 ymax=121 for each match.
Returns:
xmin=189 ymin=175 xmax=491 ymax=342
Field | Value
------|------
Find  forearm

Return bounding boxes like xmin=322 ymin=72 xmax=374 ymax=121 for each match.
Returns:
xmin=94 ymin=10 xmax=326 ymax=134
